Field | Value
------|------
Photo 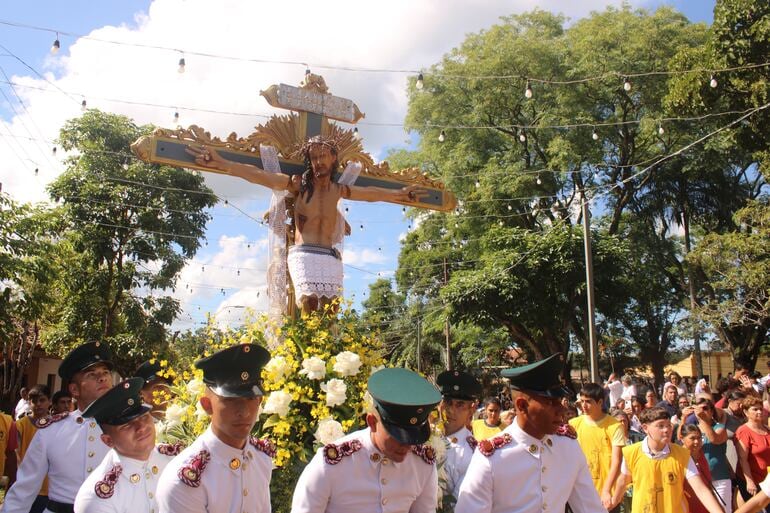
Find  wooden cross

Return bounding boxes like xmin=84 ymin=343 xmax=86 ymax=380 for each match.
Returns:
xmin=131 ymin=73 xmax=457 ymax=315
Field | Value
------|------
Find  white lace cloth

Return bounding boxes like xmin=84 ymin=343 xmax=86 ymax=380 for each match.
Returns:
xmin=287 ymin=246 xmax=343 ymax=303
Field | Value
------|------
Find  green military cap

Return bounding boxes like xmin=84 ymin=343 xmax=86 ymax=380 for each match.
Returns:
xmin=368 ymin=368 xmax=441 ymax=445
xmin=436 ymin=370 xmax=482 ymax=400
xmin=195 ymin=344 xmax=271 ymax=398
xmin=134 ymin=360 xmax=168 ymax=386
xmin=82 ymin=378 xmax=150 ymax=426
xmin=501 ymin=353 xmax=571 ymax=398
xmin=58 ymin=341 xmax=114 ymax=381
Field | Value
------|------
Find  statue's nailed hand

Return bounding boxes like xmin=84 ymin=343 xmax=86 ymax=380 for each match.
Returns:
xmin=186 ymin=145 xmax=227 ymax=172
xmin=400 ymin=185 xmax=429 ymax=203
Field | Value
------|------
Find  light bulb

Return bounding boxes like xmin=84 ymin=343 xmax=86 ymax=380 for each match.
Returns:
xmin=353 ymin=127 xmax=362 ymax=141
xmin=592 ymin=129 xmax=599 ymax=141
xmin=507 ymin=204 xmax=512 ymax=211
xmin=623 ymin=78 xmax=632 ymax=92
xmin=52 ymin=146 xmax=57 ymax=155
xmin=359 ymin=224 xmax=364 ymax=231
xmin=475 ymin=181 xmax=480 ymax=188
xmin=499 ymin=221 xmax=504 ymax=226
xmin=536 ymin=177 xmax=542 ymax=185
xmin=177 ymin=57 xmax=186 ymax=74
xmin=438 ymin=130 xmax=446 ymax=142
xmin=519 ymin=132 xmax=526 ymax=143
xmin=51 ymin=39 xmax=60 ymax=55
xmin=305 ymin=68 xmax=311 ymax=76
xmin=525 ymin=80 xmax=533 ymax=99
xmin=710 ymin=75 xmax=718 ymax=88
xmin=81 ymin=99 xmax=87 ymax=111
xmin=173 ymin=111 xmax=180 ymax=124
xmin=658 ymin=125 xmax=665 ymax=135
xmin=416 ymin=73 xmax=424 ymax=90
xmin=34 ymin=168 xmax=39 ymax=176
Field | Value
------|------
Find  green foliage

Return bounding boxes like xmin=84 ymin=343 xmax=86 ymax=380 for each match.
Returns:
xmin=41 ymin=109 xmax=216 ymax=374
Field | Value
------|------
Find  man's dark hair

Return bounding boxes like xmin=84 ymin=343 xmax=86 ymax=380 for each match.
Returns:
xmin=28 ymin=384 xmax=51 ymax=400
xmin=639 ymin=406 xmax=670 ymax=424
xmin=52 ymin=390 xmax=72 ymax=403
xmin=483 ymin=397 xmax=502 ymax=408
xmin=680 ymin=423 xmax=702 ymax=438
xmin=579 ymin=382 xmax=605 ymax=402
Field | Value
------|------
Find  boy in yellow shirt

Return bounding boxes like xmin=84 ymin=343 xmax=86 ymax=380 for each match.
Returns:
xmin=612 ymin=406 xmax=724 ymax=513
xmin=15 ymin=384 xmax=51 ymax=513
xmin=569 ymin=382 xmax=625 ymax=511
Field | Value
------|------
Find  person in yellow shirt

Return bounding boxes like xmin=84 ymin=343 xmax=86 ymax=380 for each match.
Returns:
xmin=611 ymin=406 xmax=724 ymax=513
xmin=471 ymin=397 xmax=503 ymax=440
xmin=569 ymin=382 xmax=625 ymax=511
xmin=16 ymin=384 xmax=52 ymax=513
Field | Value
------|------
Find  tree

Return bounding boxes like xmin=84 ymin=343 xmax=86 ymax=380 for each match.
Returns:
xmin=0 ymin=195 xmax=58 ymax=405
xmin=43 ymin=110 xmax=216 ymax=374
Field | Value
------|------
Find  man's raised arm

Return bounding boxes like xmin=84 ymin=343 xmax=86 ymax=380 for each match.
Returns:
xmin=346 ymin=183 xmax=427 ymax=203
xmin=186 ymin=145 xmax=293 ymax=191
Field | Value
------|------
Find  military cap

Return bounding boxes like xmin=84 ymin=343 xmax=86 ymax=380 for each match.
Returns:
xmin=134 ymin=360 xmax=167 ymax=386
xmin=368 ymin=368 xmax=441 ymax=445
xmin=436 ymin=370 xmax=482 ymax=400
xmin=58 ymin=341 xmax=114 ymax=381
xmin=501 ymin=353 xmax=571 ymax=398
xmin=194 ymin=344 xmax=271 ymax=398
xmin=82 ymin=378 xmax=151 ymax=426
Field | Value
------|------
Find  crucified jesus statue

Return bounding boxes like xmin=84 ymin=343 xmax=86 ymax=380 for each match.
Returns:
xmin=186 ymin=135 xmax=427 ymax=315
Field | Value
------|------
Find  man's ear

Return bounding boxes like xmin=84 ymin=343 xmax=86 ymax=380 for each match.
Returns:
xmin=100 ymin=433 xmax=115 ymax=449
xmin=199 ymin=395 xmax=214 ymax=415
xmin=365 ymin=413 xmax=378 ymax=432
xmin=68 ymin=381 xmax=80 ymax=400
xmin=514 ymin=395 xmax=529 ymax=415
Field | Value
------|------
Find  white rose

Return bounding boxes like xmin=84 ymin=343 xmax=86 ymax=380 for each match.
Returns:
xmin=298 ymin=356 xmax=327 ymax=380
xmin=320 ymin=379 xmax=347 ymax=407
xmin=333 ymin=351 xmax=362 ymax=377
xmin=165 ymin=403 xmax=186 ymax=429
xmin=186 ymin=378 xmax=205 ymax=397
xmin=262 ymin=390 xmax=293 ymax=417
xmin=314 ymin=418 xmax=345 ymax=445
xmin=264 ymin=356 xmax=291 ymax=381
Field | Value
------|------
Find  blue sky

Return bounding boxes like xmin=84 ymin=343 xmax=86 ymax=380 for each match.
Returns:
xmin=0 ymin=0 xmax=716 ymax=331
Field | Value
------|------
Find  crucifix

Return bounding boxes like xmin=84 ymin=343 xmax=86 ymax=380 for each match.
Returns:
xmin=131 ymin=73 xmax=456 ymax=318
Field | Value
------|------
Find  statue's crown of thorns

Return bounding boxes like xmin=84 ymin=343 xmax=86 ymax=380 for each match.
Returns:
xmin=294 ymin=134 xmax=343 ymax=159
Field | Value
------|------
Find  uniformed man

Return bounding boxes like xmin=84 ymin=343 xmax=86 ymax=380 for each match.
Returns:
xmin=455 ymin=353 xmax=606 ymax=513
xmin=3 ymin=342 xmax=114 ymax=513
xmin=74 ymin=377 xmax=182 ymax=513
xmin=436 ymin=370 xmax=482 ymax=507
xmin=133 ymin=360 xmax=171 ymax=421
xmin=156 ymin=343 xmax=273 ymax=513
xmin=291 ymin=367 xmax=442 ymax=513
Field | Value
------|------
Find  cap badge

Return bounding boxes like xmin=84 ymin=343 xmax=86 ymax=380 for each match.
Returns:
xmin=123 ymin=382 xmax=130 ymax=389
xmin=95 ymin=342 xmax=100 ymax=347
xmin=230 ymin=458 xmax=241 ymax=470
xmin=130 ymin=473 xmax=140 ymax=483
xmin=453 ymin=371 xmax=459 ymax=376
xmin=127 ymin=398 xmax=135 ymax=406
xmin=243 ymin=345 xmax=251 ymax=353
xmin=95 ymin=355 xmax=101 ymax=360
xmin=453 ymin=385 xmax=460 ymax=391
xmin=241 ymin=371 xmax=249 ymax=381
xmin=528 ymin=444 xmax=538 ymax=454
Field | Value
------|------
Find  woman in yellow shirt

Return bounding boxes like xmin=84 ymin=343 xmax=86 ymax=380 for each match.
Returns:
xmin=471 ymin=397 xmax=503 ymax=440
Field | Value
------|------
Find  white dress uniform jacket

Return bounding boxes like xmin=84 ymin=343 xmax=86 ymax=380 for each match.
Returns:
xmin=455 ymin=421 xmax=606 ymax=513
xmin=443 ymin=427 xmax=476 ymax=499
xmin=2 ymin=411 xmax=109 ymax=513
xmin=74 ymin=444 xmax=179 ymax=513
xmin=291 ymin=427 xmax=438 ymax=513
xmin=156 ymin=427 xmax=273 ymax=513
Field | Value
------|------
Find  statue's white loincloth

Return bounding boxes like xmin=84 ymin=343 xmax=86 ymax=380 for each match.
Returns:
xmin=287 ymin=244 xmax=343 ymax=304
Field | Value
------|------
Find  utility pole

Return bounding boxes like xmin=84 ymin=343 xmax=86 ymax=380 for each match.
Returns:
xmin=681 ymin=207 xmax=704 ymax=378
xmin=443 ymin=257 xmax=452 ymax=371
xmin=580 ymin=189 xmax=600 ymax=383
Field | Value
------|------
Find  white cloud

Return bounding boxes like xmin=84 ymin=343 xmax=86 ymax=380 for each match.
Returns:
xmin=1 ymin=0 xmax=639 ymax=327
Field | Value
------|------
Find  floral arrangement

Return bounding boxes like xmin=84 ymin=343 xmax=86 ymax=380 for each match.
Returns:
xmin=256 ymin=302 xmax=385 ymax=467
xmin=156 ymin=302 xmax=385 ymax=469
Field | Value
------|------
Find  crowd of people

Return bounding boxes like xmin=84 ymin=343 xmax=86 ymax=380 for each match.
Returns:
xmin=2 ymin=342 xmax=770 ymax=513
